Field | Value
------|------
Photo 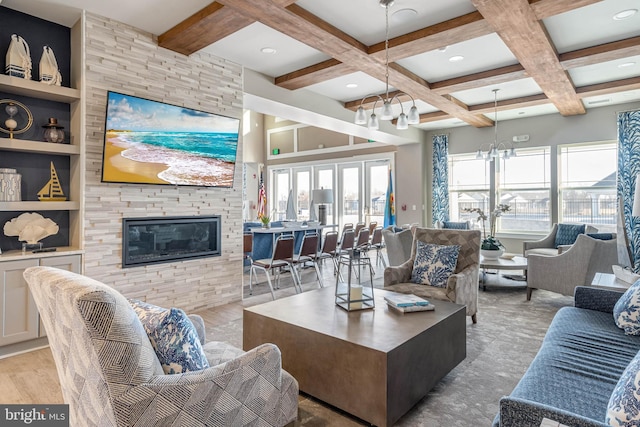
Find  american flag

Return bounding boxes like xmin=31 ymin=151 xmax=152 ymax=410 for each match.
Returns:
xmin=257 ymin=172 xmax=267 ymax=219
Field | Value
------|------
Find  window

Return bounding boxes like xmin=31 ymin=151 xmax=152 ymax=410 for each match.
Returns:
xmin=272 ymin=169 xmax=290 ymax=221
xmin=448 ymin=153 xmax=490 ymax=224
xmin=497 ymin=147 xmax=551 ymax=233
xmin=558 ymin=142 xmax=617 ymax=232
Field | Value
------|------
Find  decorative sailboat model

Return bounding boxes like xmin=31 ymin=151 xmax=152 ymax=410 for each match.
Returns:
xmin=38 ymin=162 xmax=66 ymax=201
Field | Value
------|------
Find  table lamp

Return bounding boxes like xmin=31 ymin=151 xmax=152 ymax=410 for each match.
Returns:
xmin=313 ymin=188 xmax=333 ymax=225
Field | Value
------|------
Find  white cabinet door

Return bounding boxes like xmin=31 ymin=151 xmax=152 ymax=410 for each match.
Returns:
xmin=0 ymin=259 xmax=40 ymax=346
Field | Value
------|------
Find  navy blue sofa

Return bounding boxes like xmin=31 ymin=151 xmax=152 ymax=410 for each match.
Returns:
xmin=493 ymin=286 xmax=640 ymax=427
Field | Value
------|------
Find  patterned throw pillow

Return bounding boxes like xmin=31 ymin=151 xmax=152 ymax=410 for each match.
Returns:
xmin=443 ymin=221 xmax=469 ymax=230
xmin=606 ymin=350 xmax=640 ymax=426
xmin=587 ymin=233 xmax=615 ymax=241
xmin=129 ymin=299 xmax=209 ymax=374
xmin=411 ymin=241 xmax=460 ymax=288
xmin=554 ymin=223 xmax=585 ymax=248
xmin=613 ymin=280 xmax=640 ymax=336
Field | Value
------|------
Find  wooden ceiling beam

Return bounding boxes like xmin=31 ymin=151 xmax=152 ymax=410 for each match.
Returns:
xmin=560 ymin=36 xmax=640 ymax=70
xmin=220 ymin=0 xmax=493 ymax=127
xmin=275 ymin=60 xmax=353 ymax=90
xmin=529 ymin=0 xmax=604 ymax=20
xmin=471 ymin=0 xmax=585 ymax=116
xmin=576 ymin=76 xmax=640 ymax=98
xmin=368 ymin=12 xmax=493 ymax=61
xmin=431 ymin=64 xmax=527 ymax=95
xmin=158 ymin=2 xmax=253 ymax=55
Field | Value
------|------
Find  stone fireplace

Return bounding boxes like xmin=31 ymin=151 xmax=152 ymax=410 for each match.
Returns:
xmin=122 ymin=216 xmax=221 ymax=268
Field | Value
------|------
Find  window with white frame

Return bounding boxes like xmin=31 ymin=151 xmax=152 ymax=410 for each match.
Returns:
xmin=497 ymin=146 xmax=551 ymax=233
xmin=558 ymin=142 xmax=617 ymax=232
xmin=448 ymin=153 xmax=491 ymax=226
xmin=272 ymin=169 xmax=290 ymax=221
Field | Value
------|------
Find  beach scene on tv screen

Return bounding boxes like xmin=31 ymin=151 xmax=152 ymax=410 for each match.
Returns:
xmin=103 ymin=92 xmax=239 ymax=187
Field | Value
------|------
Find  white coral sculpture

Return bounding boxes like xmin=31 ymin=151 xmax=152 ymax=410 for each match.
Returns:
xmin=3 ymin=213 xmax=59 ymax=244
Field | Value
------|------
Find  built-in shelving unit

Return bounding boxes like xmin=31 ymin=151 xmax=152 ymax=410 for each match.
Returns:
xmin=0 ymin=137 xmax=80 ymax=155
xmin=0 ymin=74 xmax=80 ymax=103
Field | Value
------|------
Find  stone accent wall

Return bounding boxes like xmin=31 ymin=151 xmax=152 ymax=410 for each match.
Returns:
xmin=83 ymin=13 xmax=244 ymax=311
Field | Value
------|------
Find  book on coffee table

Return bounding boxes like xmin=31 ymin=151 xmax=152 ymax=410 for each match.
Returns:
xmin=384 ymin=293 xmax=430 ymax=307
xmin=386 ymin=302 xmax=435 ymax=313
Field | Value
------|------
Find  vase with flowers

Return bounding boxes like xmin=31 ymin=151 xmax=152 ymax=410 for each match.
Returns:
xmin=463 ymin=204 xmax=510 ymax=259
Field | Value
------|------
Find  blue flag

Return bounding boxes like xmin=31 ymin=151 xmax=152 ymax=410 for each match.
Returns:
xmin=384 ymin=168 xmax=396 ymax=227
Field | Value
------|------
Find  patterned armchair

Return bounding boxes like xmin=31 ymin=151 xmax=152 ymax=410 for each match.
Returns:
xmin=384 ymin=228 xmax=481 ymax=323
xmin=23 ymin=266 xmax=299 ymax=427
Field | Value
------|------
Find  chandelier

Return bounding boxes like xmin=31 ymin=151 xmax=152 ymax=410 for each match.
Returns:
xmin=354 ymin=0 xmax=419 ymax=130
xmin=475 ymin=89 xmax=516 ymax=161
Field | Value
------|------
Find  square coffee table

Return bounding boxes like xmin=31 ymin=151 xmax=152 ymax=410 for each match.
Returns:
xmin=243 ymin=287 xmax=466 ymax=427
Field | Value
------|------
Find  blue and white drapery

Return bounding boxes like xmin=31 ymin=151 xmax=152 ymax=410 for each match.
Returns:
xmin=432 ymin=134 xmax=450 ymax=226
xmin=617 ymin=110 xmax=640 ymax=272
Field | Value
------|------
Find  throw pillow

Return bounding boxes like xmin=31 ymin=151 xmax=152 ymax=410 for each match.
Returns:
xmin=554 ymin=223 xmax=586 ymax=248
xmin=606 ymin=350 xmax=640 ymax=426
xmin=129 ymin=299 xmax=209 ymax=374
xmin=443 ymin=221 xmax=469 ymax=230
xmin=411 ymin=241 xmax=460 ymax=288
xmin=587 ymin=233 xmax=615 ymax=241
xmin=613 ymin=280 xmax=640 ymax=336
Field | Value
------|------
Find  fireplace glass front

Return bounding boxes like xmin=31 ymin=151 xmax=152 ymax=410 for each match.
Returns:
xmin=122 ymin=216 xmax=221 ymax=268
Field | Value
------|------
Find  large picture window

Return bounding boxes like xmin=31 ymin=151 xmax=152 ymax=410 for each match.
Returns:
xmin=558 ymin=142 xmax=617 ymax=232
xmin=448 ymin=153 xmax=491 ymax=223
xmin=497 ymin=147 xmax=551 ymax=233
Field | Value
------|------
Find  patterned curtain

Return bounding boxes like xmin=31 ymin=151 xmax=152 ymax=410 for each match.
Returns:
xmin=618 ymin=110 xmax=640 ymax=272
xmin=432 ymin=134 xmax=450 ymax=225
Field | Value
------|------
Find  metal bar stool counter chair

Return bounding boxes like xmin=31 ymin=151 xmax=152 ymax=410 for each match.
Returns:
xmin=292 ymin=232 xmax=323 ymax=290
xmin=249 ymin=234 xmax=300 ymax=299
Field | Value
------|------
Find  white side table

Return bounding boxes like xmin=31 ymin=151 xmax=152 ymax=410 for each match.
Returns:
xmin=591 ymin=272 xmax=631 ymax=291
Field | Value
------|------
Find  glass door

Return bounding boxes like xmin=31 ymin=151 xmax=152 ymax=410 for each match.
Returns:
xmin=338 ymin=163 xmax=362 ymax=230
xmin=365 ymin=160 xmax=390 ymax=227
xmin=272 ymin=169 xmax=290 ymax=221
xmin=293 ymin=167 xmax=311 ymax=221
xmin=314 ymin=166 xmax=335 ymax=225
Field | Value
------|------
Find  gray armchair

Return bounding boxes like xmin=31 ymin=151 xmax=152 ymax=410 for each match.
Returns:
xmin=23 ymin=266 xmax=299 ymax=427
xmin=526 ymin=233 xmax=618 ymax=300
xmin=384 ymin=227 xmax=481 ymax=323
xmin=523 ymin=223 xmax=598 ymax=256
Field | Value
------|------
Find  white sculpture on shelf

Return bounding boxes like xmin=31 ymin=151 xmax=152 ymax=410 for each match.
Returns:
xmin=5 ymin=34 xmax=32 ymax=80
xmin=39 ymin=45 xmax=62 ymax=86
xmin=3 ymin=212 xmax=59 ymax=244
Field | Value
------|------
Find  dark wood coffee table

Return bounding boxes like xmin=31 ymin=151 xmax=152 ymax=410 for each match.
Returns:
xmin=243 ymin=287 xmax=466 ymax=427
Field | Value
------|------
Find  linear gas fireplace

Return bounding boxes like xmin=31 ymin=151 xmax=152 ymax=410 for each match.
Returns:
xmin=122 ymin=216 xmax=221 ymax=268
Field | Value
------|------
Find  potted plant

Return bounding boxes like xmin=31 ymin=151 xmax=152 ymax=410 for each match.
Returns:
xmin=463 ymin=204 xmax=510 ymax=259
xmin=259 ymin=215 xmax=271 ymax=229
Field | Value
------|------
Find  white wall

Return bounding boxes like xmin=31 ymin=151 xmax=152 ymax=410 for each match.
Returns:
xmin=395 ymin=143 xmax=425 ymax=226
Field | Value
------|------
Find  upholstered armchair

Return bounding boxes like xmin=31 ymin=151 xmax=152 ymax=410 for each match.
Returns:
xmin=526 ymin=233 xmax=619 ymax=300
xmin=523 ymin=223 xmax=598 ymax=256
xmin=384 ymin=227 xmax=481 ymax=323
xmin=24 ymin=266 xmax=299 ymax=427
xmin=381 ymin=226 xmax=413 ymax=266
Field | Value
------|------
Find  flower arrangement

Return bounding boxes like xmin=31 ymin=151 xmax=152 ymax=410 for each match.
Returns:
xmin=463 ymin=204 xmax=510 ymax=250
xmin=259 ymin=215 xmax=271 ymax=228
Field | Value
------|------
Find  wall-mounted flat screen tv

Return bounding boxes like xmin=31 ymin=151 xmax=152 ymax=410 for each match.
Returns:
xmin=101 ymin=91 xmax=240 ymax=188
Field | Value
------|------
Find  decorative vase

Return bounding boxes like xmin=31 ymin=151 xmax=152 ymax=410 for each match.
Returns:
xmin=0 ymin=168 xmax=21 ymax=201
xmin=481 ymin=248 xmax=504 ymax=260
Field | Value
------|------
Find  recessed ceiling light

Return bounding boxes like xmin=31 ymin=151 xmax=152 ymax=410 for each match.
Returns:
xmin=618 ymin=62 xmax=637 ymax=68
xmin=449 ymin=55 xmax=464 ymax=62
xmin=346 ymin=83 xmax=358 ymax=88
xmin=260 ymin=47 xmax=277 ymax=54
xmin=392 ymin=8 xmax=418 ymax=23
xmin=587 ymin=98 xmax=611 ymax=105
xmin=613 ymin=9 xmax=637 ymax=20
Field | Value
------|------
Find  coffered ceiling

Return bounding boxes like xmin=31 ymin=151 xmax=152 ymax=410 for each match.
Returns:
xmin=5 ymin=0 xmax=640 ymax=131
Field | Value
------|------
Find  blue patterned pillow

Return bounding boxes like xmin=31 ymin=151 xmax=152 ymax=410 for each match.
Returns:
xmin=587 ymin=233 xmax=615 ymax=241
xmin=606 ymin=350 xmax=640 ymax=426
xmin=129 ymin=300 xmax=209 ymax=374
xmin=443 ymin=221 xmax=469 ymax=230
xmin=554 ymin=223 xmax=585 ymax=248
xmin=411 ymin=241 xmax=460 ymax=288
xmin=613 ymin=280 xmax=640 ymax=335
